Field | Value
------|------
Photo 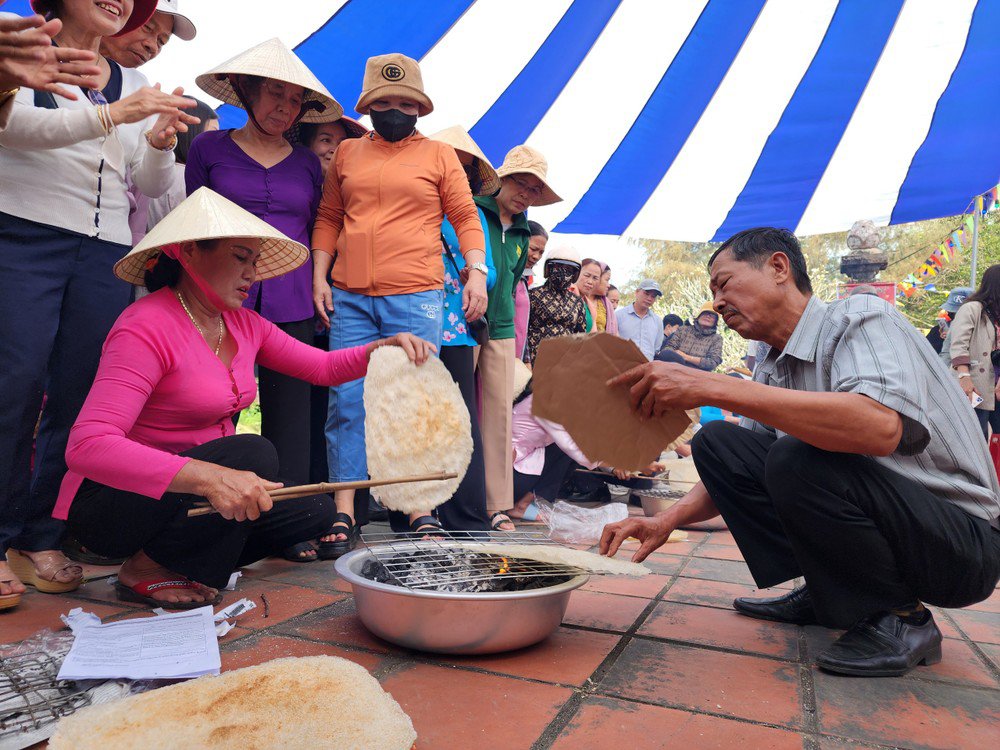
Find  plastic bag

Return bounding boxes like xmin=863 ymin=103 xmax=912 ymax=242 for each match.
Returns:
xmin=535 ymin=499 xmax=628 ymax=544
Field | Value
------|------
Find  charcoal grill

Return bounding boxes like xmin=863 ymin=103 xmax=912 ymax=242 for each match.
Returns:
xmin=334 ymin=531 xmax=590 ymax=655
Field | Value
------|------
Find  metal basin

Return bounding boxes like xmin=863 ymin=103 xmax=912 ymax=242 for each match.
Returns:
xmin=334 ymin=543 xmax=589 ymax=655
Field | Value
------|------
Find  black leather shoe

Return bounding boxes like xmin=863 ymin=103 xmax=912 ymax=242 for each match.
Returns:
xmin=733 ymin=585 xmax=818 ymax=625
xmin=816 ymin=611 xmax=942 ymax=677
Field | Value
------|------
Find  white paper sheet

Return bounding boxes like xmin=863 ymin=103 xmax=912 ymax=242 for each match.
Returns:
xmin=57 ymin=607 xmax=221 ymax=681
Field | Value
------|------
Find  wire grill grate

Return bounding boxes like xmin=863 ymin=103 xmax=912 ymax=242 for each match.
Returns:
xmin=358 ymin=531 xmax=590 ymax=591
xmin=0 ymin=652 xmax=91 ymax=738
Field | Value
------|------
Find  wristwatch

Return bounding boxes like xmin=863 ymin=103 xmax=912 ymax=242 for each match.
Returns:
xmin=467 ymin=262 xmax=488 ymax=277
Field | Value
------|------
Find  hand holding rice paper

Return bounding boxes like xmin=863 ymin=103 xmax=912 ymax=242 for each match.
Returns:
xmin=364 ymin=347 xmax=473 ymax=514
xmin=531 ymin=333 xmax=695 ymax=471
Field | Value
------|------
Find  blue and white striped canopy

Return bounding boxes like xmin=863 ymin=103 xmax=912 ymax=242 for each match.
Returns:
xmin=8 ymin=0 xmax=1000 ymax=242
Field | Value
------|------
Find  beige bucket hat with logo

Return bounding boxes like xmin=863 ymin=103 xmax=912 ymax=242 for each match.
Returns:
xmin=196 ymin=38 xmax=344 ymax=123
xmin=355 ymin=53 xmax=433 ymax=117
xmin=114 ymin=188 xmax=308 ymax=285
xmin=496 ymin=145 xmax=561 ymax=206
xmin=429 ymin=126 xmax=501 ymax=196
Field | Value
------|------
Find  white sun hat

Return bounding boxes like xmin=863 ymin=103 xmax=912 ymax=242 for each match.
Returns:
xmin=155 ymin=0 xmax=196 ymax=41
xmin=196 ymin=37 xmax=344 ymax=123
xmin=114 ymin=188 xmax=308 ymax=285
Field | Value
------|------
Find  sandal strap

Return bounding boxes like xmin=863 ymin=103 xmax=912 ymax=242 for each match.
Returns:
xmin=127 ymin=578 xmax=200 ymax=596
xmin=410 ymin=515 xmax=442 ymax=532
xmin=330 ymin=512 xmax=355 ymax=531
xmin=17 ymin=550 xmax=82 ymax=580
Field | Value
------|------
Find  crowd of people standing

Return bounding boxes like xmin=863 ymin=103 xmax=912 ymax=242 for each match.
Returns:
xmin=0 ymin=0 xmax=632 ymax=607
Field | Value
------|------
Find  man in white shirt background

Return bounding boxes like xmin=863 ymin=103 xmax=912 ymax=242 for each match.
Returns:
xmin=615 ymin=279 xmax=664 ymax=360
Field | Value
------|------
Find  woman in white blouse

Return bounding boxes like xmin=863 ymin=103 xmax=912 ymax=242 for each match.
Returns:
xmin=0 ymin=0 xmax=196 ymax=603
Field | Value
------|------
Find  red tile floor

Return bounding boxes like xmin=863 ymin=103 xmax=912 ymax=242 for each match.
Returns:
xmin=3 ymin=513 xmax=998 ymax=750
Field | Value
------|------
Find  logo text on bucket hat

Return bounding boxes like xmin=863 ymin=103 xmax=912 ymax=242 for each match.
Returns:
xmin=381 ymin=64 xmax=405 ymax=81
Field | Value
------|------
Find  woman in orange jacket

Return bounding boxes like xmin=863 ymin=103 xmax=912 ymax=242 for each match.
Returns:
xmin=311 ymin=53 xmax=487 ymax=555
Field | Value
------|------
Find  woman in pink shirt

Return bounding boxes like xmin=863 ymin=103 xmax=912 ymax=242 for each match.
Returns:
xmin=55 ymin=188 xmax=434 ymax=608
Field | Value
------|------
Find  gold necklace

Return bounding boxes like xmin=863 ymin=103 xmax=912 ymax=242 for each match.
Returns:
xmin=176 ymin=291 xmax=224 ymax=356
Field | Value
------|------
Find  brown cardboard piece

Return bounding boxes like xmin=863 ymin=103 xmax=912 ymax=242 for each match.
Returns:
xmin=531 ymin=333 xmax=695 ymax=471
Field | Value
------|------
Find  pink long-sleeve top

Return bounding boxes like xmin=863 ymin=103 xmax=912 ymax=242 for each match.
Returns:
xmin=53 ymin=288 xmax=368 ymax=519
xmin=512 ymin=394 xmax=599 ymax=476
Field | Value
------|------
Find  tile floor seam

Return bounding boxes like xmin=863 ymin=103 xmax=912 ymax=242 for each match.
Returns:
xmin=796 ymin=629 xmax=821 ymax=745
xmin=626 ymin=630 xmax=804 ymax=666
xmin=590 ymin=687 xmax=810 ymax=734
xmin=939 ymin=608 xmax=1000 ymax=685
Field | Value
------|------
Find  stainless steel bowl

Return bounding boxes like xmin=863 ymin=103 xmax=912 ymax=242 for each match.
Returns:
xmin=334 ymin=543 xmax=589 ymax=655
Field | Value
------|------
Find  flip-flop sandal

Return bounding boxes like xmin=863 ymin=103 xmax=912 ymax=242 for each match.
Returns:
xmin=5 ymin=549 xmax=82 ymax=593
xmin=281 ymin=541 xmax=318 ymax=563
xmin=317 ymin=512 xmax=356 ymax=560
xmin=490 ymin=512 xmax=515 ymax=531
xmin=409 ymin=515 xmax=446 ymax=539
xmin=116 ymin=578 xmax=223 ymax=609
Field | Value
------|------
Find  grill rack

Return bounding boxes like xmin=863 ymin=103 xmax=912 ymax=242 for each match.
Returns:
xmin=359 ymin=530 xmax=591 ymax=591
xmin=0 ymin=651 xmax=91 ymax=738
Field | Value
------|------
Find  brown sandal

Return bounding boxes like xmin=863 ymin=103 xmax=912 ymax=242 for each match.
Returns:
xmin=6 ymin=549 xmax=83 ymax=593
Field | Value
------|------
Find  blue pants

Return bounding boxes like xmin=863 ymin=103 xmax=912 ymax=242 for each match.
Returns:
xmin=0 ymin=213 xmax=132 ymax=554
xmin=326 ymin=287 xmax=443 ymax=482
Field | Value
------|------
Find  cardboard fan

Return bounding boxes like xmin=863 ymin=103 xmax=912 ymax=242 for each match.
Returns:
xmin=531 ymin=334 xmax=694 ymax=471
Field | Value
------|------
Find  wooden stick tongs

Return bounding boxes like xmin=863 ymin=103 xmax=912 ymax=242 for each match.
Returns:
xmin=186 ymin=471 xmax=458 ymax=517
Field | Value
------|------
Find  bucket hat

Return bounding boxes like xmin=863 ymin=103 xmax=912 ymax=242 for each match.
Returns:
xmin=429 ymin=126 xmax=501 ymax=196
xmin=355 ymin=53 xmax=433 ymax=117
xmin=154 ymin=0 xmax=196 ymax=41
xmin=31 ymin=0 xmax=156 ymax=36
xmin=496 ymin=145 xmax=561 ymax=206
xmin=114 ymin=188 xmax=308 ymax=285
xmin=196 ymin=38 xmax=343 ymax=123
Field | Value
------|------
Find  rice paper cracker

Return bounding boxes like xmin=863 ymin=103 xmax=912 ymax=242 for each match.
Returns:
xmin=364 ymin=347 xmax=472 ymax=514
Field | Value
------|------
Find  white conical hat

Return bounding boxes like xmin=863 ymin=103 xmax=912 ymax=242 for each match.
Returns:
xmin=114 ymin=188 xmax=308 ymax=285
xmin=196 ymin=38 xmax=343 ymax=123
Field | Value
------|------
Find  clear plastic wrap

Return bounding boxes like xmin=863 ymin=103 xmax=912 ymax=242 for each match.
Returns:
xmin=535 ymin=499 xmax=628 ymax=544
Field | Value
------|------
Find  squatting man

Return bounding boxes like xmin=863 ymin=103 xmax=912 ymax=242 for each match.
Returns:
xmin=601 ymin=227 xmax=1000 ymax=677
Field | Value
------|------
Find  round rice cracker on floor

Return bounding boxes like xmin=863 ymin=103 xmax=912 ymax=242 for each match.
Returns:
xmin=48 ymin=656 xmax=417 ymax=750
xmin=364 ymin=346 xmax=472 ymax=514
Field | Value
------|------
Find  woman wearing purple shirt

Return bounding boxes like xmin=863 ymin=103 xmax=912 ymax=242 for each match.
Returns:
xmin=187 ymin=39 xmax=346 ymax=561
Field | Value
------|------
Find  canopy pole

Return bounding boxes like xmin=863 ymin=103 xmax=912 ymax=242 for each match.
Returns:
xmin=971 ymin=195 xmax=983 ymax=287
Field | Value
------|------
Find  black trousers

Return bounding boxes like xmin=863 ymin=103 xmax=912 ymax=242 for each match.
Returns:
xmin=66 ymin=435 xmax=335 ymax=589
xmin=514 ymin=443 xmax=577 ymax=504
xmin=692 ymin=421 xmax=1000 ymax=629
xmin=389 ymin=345 xmax=489 ymax=531
xmin=259 ymin=318 xmax=315 ymax=486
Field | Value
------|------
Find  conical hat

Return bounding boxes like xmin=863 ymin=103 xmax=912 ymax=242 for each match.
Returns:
xmin=430 ymin=126 xmax=501 ymax=196
xmin=196 ymin=38 xmax=343 ymax=123
xmin=114 ymin=188 xmax=308 ymax=285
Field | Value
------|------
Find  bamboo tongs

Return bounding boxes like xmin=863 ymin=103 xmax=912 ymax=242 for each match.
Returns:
xmin=186 ymin=471 xmax=458 ymax=517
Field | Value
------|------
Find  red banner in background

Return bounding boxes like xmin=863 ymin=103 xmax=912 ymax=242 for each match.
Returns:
xmin=838 ymin=282 xmax=897 ymax=306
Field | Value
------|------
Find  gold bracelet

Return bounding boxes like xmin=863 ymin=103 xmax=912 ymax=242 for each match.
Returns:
xmin=144 ymin=129 xmax=177 ymax=152
xmin=0 ymin=86 xmax=20 ymax=106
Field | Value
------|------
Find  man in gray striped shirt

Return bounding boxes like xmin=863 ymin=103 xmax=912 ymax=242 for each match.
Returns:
xmin=601 ymin=227 xmax=1000 ymax=678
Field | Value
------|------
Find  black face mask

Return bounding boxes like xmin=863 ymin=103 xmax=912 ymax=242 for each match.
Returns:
xmin=370 ymin=108 xmax=417 ymax=142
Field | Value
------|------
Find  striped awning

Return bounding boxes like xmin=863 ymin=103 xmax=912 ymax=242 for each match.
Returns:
xmin=9 ymin=0 xmax=999 ymax=242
